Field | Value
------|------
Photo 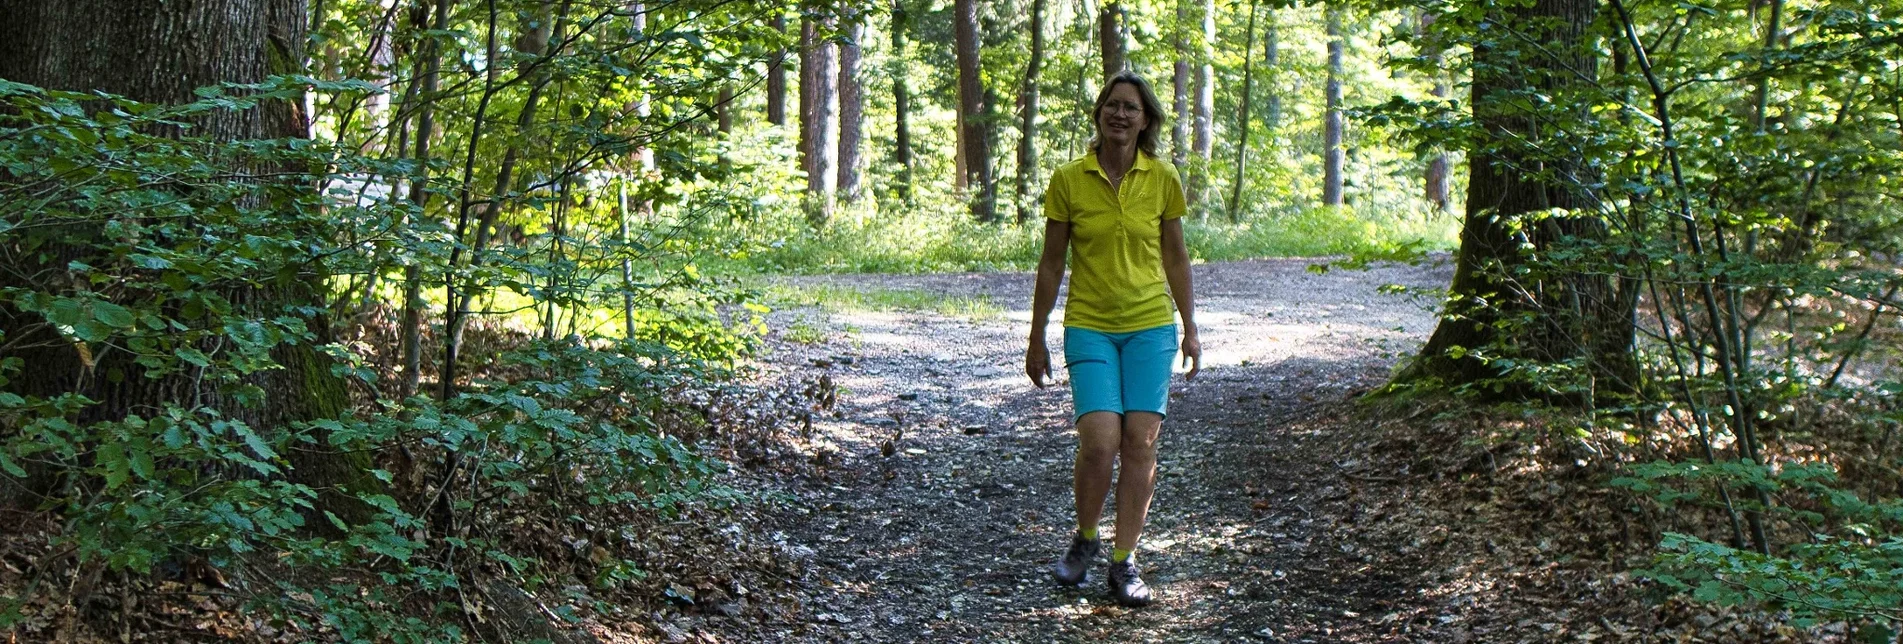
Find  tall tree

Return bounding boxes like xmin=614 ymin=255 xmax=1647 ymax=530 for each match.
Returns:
xmin=1421 ymin=11 xmax=1450 ymax=213
xmin=1172 ymin=0 xmax=1191 ymax=168
xmin=0 ymin=0 xmax=364 ymax=516
xmin=443 ymin=0 xmax=568 ymax=399
xmin=837 ymin=2 xmax=865 ymax=204
xmin=399 ymin=0 xmax=452 ymax=401
xmin=954 ymin=0 xmax=995 ymax=222
xmin=1017 ymin=0 xmax=1048 ymax=224
xmin=1409 ymin=0 xmax=1635 ymax=398
xmin=767 ymin=11 xmax=788 ymax=126
xmin=799 ymin=16 xmax=837 ymax=224
xmin=1322 ymin=3 xmax=1345 ymax=207
xmin=1190 ymin=0 xmax=1215 ymax=208
xmin=1227 ymin=0 xmax=1260 ymax=221
xmin=1263 ymin=11 xmax=1280 ymax=131
xmin=1099 ymin=0 xmax=1125 ymax=81
xmin=890 ymin=0 xmax=914 ymax=200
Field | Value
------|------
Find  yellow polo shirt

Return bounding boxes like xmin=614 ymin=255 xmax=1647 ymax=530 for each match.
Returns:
xmin=1043 ymin=152 xmax=1187 ymax=333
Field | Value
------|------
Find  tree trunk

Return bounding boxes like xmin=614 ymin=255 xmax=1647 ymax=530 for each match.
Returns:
xmin=1407 ymin=0 xmax=1632 ymax=395
xmin=400 ymin=0 xmax=451 ymax=401
xmin=1322 ymin=3 xmax=1345 ymax=207
xmin=891 ymin=0 xmax=914 ymax=201
xmin=1099 ymin=0 xmax=1124 ymax=81
xmin=1190 ymin=0 xmax=1215 ymax=209
xmin=717 ymin=85 xmax=734 ymax=133
xmin=767 ymin=12 xmax=788 ymax=126
xmin=799 ymin=16 xmax=837 ymax=225
xmin=954 ymin=0 xmax=994 ymax=222
xmin=837 ymin=2 xmax=865 ymax=205
xmin=1263 ymin=12 xmax=1280 ymax=131
xmin=1227 ymin=0 xmax=1259 ymax=222
xmin=1016 ymin=0 xmax=1047 ymax=225
xmin=442 ymin=1 xmax=566 ymax=399
xmin=0 ymin=0 xmax=366 ymax=519
xmin=1420 ymin=10 xmax=1449 ymax=213
xmin=1172 ymin=0 xmax=1191 ymax=168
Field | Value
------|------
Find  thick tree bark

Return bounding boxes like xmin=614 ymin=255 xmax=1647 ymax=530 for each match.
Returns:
xmin=1016 ymin=0 xmax=1047 ymax=225
xmin=0 ymin=0 xmax=365 ymax=518
xmin=1227 ymin=0 xmax=1259 ymax=221
xmin=1190 ymin=0 xmax=1215 ymax=208
xmin=890 ymin=0 xmax=914 ymax=201
xmin=954 ymin=0 xmax=994 ymax=222
xmin=1172 ymin=0 xmax=1191 ymax=169
xmin=837 ymin=3 xmax=865 ymax=205
xmin=767 ymin=12 xmax=788 ymax=126
xmin=1322 ymin=3 xmax=1345 ymax=207
xmin=1099 ymin=0 xmax=1124 ymax=81
xmin=1407 ymin=0 xmax=1634 ymax=396
xmin=799 ymin=17 xmax=837 ymax=225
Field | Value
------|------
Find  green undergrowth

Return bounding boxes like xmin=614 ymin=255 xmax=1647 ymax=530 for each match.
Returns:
xmin=710 ymin=192 xmax=1456 ymax=276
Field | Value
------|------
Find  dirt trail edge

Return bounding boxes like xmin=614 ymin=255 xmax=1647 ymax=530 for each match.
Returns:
xmin=727 ymin=258 xmax=1453 ymax=643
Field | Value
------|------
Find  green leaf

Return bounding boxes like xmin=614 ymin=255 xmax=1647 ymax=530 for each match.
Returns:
xmin=98 ymin=441 xmax=128 ymax=490
xmin=0 ymin=452 xmax=26 ymax=478
xmin=92 ymin=301 xmax=134 ymax=328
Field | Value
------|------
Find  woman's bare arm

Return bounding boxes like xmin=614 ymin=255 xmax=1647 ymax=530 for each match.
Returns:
xmin=1160 ymin=217 xmax=1200 ymax=380
xmin=1027 ymin=219 xmax=1071 ymax=387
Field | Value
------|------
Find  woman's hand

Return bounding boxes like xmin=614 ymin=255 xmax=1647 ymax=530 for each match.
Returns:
xmin=1180 ymin=327 xmax=1202 ymax=381
xmin=1026 ymin=338 xmax=1054 ymax=388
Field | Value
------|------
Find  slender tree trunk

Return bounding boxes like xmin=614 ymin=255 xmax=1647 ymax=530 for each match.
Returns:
xmin=716 ymin=85 xmax=734 ymax=133
xmin=767 ymin=12 xmax=788 ymax=126
xmin=891 ymin=0 xmax=914 ymax=201
xmin=1322 ymin=3 xmax=1345 ymax=207
xmin=1190 ymin=0 xmax=1215 ymax=209
xmin=837 ymin=3 xmax=865 ymax=205
xmin=799 ymin=17 xmax=837 ymax=225
xmin=1419 ymin=10 xmax=1450 ymax=213
xmin=400 ymin=0 xmax=452 ymax=401
xmin=1263 ymin=12 xmax=1280 ymax=131
xmin=1172 ymin=0 xmax=1191 ymax=168
xmin=1099 ymin=0 xmax=1124 ymax=81
xmin=1752 ymin=0 xmax=1783 ymax=133
xmin=954 ymin=0 xmax=994 ymax=222
xmin=1017 ymin=0 xmax=1047 ymax=224
xmin=1227 ymin=0 xmax=1259 ymax=221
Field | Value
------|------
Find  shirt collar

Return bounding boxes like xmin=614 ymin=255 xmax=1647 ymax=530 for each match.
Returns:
xmin=1086 ymin=151 xmax=1152 ymax=178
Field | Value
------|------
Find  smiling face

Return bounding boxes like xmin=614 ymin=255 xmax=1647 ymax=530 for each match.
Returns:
xmin=1095 ymin=82 xmax=1149 ymax=152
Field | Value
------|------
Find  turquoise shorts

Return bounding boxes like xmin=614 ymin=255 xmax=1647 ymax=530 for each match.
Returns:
xmin=1063 ymin=324 xmax=1178 ymax=422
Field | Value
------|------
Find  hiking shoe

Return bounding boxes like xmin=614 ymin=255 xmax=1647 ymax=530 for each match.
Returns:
xmin=1108 ymin=559 xmax=1154 ymax=607
xmin=1051 ymin=533 xmax=1101 ymax=587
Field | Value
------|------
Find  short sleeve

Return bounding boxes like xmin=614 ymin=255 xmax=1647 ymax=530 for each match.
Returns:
xmin=1043 ymin=170 xmax=1071 ymax=222
xmin=1161 ymin=166 xmax=1187 ymax=221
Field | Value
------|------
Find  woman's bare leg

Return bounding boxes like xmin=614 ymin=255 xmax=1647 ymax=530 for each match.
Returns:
xmin=1112 ymin=411 xmax=1163 ymax=556
xmin=1073 ymin=411 xmax=1122 ymax=533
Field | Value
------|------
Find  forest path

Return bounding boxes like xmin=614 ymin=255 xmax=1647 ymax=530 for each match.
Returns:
xmin=754 ymin=258 xmax=1452 ymax=643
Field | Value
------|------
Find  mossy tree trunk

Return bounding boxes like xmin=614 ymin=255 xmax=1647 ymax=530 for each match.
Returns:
xmin=0 ymin=0 xmax=372 ymax=522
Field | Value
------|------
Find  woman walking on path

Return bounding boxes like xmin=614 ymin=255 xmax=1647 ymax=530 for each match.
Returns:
xmin=1025 ymin=71 xmax=1200 ymax=608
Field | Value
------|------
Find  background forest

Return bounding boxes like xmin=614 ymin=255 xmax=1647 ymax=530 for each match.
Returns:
xmin=3 ymin=0 xmax=1903 ymax=641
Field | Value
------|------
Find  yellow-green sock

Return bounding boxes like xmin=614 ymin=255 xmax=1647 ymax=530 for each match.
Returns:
xmin=1079 ymin=525 xmax=1099 ymax=540
xmin=1112 ymin=548 xmax=1133 ymax=562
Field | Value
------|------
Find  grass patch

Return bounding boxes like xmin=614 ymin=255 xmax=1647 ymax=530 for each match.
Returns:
xmin=761 ymin=282 xmax=1004 ymax=319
